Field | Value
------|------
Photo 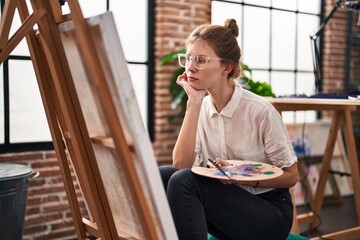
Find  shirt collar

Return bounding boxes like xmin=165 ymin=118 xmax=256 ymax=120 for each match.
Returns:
xmin=208 ymin=86 xmax=243 ymax=118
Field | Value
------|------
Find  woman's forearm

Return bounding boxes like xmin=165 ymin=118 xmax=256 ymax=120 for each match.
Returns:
xmin=172 ymin=100 xmax=202 ymax=168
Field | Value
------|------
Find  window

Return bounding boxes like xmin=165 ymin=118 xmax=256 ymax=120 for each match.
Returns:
xmin=211 ymin=0 xmax=322 ymax=123
xmin=0 ymin=0 xmax=154 ymax=152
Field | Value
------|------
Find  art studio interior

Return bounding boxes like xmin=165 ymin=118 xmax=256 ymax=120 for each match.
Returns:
xmin=0 ymin=0 xmax=360 ymax=239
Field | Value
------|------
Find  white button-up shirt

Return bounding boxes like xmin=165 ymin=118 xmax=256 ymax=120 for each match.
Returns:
xmin=194 ymin=86 xmax=297 ymax=194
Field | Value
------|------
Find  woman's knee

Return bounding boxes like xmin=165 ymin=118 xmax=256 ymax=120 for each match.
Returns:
xmin=159 ymin=166 xmax=178 ymax=191
xmin=167 ymin=169 xmax=196 ymax=193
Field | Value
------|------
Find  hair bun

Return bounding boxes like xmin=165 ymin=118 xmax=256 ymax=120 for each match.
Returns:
xmin=224 ymin=19 xmax=239 ymax=38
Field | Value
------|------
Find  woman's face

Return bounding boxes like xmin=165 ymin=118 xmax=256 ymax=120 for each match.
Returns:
xmin=185 ymin=39 xmax=227 ymax=91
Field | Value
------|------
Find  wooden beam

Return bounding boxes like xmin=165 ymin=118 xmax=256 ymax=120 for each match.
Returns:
xmin=0 ymin=0 xmax=19 ymax=50
xmin=0 ymin=8 xmax=46 ymax=63
xmin=310 ymin=227 xmax=360 ymax=240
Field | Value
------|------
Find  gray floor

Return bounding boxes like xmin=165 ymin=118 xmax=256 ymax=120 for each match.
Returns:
xmin=297 ymin=195 xmax=358 ymax=239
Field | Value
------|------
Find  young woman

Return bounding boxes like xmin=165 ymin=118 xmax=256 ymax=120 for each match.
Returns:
xmin=160 ymin=19 xmax=298 ymax=240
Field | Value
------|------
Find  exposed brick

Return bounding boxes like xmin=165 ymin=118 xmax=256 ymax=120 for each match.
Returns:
xmin=41 ymin=195 xmax=61 ymax=203
xmin=26 ymin=206 xmax=41 ymax=215
xmin=23 ymin=224 xmax=48 ymax=236
xmin=25 ymin=212 xmax=63 ymax=226
xmin=27 ymin=196 xmax=42 ymax=205
xmin=31 ymin=160 xmax=59 ymax=169
xmin=51 ymin=221 xmax=76 ymax=231
xmin=34 ymin=229 xmax=76 ymax=240
xmin=43 ymin=204 xmax=72 ymax=213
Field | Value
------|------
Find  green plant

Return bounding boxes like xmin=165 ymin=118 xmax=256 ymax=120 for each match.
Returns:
xmin=159 ymin=50 xmax=275 ymax=121
xmin=239 ymin=64 xmax=275 ymax=97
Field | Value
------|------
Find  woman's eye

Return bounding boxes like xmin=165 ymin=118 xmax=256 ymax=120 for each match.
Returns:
xmin=197 ymin=57 xmax=207 ymax=64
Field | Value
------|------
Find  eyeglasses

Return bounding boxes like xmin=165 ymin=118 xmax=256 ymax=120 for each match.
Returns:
xmin=177 ymin=53 xmax=224 ymax=70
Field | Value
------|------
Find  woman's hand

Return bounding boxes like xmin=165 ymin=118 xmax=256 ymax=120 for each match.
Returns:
xmin=214 ymin=158 xmax=232 ymax=167
xmin=208 ymin=158 xmax=234 ymax=184
xmin=177 ymin=72 xmax=206 ymax=103
xmin=210 ymin=158 xmax=256 ymax=186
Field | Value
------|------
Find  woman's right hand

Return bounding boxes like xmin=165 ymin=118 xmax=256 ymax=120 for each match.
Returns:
xmin=176 ymin=72 xmax=206 ymax=103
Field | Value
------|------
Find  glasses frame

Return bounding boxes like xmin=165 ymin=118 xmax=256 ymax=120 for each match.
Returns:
xmin=177 ymin=53 xmax=225 ymax=70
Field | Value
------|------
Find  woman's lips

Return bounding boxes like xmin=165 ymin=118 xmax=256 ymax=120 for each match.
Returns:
xmin=187 ymin=76 xmax=198 ymax=82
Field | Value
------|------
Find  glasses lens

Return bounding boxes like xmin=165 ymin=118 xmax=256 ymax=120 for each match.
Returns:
xmin=178 ymin=55 xmax=187 ymax=67
xmin=195 ymin=56 xmax=208 ymax=69
xmin=177 ymin=54 xmax=210 ymax=69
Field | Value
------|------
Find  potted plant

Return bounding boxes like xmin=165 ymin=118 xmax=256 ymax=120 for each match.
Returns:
xmin=159 ymin=50 xmax=275 ymax=121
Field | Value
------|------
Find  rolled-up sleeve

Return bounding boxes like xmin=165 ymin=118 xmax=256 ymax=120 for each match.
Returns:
xmin=264 ymin=109 xmax=297 ymax=168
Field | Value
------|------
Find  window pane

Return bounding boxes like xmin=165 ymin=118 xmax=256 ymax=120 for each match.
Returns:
xmin=298 ymin=0 xmax=321 ymax=14
xmin=9 ymin=60 xmax=51 ymax=143
xmin=297 ymin=14 xmax=320 ymax=70
xmin=211 ymin=1 xmax=242 ymax=49
xmin=128 ymin=64 xmax=148 ymax=129
xmin=271 ymin=71 xmax=295 ymax=96
xmin=244 ymin=0 xmax=270 ymax=7
xmin=243 ymin=6 xmax=270 ymax=68
xmin=296 ymin=72 xmax=315 ymax=96
xmin=251 ymin=70 xmax=270 ymax=85
xmin=272 ymin=0 xmax=296 ymax=11
xmin=9 ymin=9 xmax=30 ymax=56
xmin=272 ymin=10 xmax=296 ymax=70
xmin=0 ymin=64 xmax=3 ymax=144
xmin=76 ymin=0 xmax=106 ymax=18
xmin=110 ymin=0 xmax=148 ymax=62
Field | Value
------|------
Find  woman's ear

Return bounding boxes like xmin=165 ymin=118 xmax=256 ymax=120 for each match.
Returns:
xmin=222 ymin=64 xmax=234 ymax=77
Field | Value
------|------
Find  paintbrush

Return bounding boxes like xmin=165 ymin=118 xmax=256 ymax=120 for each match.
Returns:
xmin=208 ymin=158 xmax=233 ymax=179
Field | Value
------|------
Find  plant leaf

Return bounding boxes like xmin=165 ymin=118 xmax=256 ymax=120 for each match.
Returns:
xmin=158 ymin=49 xmax=186 ymax=65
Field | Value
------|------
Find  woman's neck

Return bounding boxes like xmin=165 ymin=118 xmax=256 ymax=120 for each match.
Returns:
xmin=209 ymin=84 xmax=235 ymax=113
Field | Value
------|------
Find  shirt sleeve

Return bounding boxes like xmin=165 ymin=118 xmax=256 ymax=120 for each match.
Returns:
xmin=263 ymin=108 xmax=298 ymax=168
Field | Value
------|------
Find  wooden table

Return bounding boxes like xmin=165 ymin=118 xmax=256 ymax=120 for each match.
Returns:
xmin=268 ymin=98 xmax=360 ymax=240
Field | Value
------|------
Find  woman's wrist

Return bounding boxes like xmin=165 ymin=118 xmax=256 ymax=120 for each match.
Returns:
xmin=187 ymin=95 xmax=205 ymax=105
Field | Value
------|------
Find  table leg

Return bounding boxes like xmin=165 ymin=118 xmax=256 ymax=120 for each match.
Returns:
xmin=310 ymin=111 xmax=342 ymax=228
xmin=343 ymin=110 xmax=360 ymax=224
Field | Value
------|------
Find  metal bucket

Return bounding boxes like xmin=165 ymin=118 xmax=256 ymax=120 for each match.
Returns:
xmin=0 ymin=163 xmax=39 ymax=240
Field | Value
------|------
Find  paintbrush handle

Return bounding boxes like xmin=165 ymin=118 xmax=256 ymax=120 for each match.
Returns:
xmin=208 ymin=158 xmax=232 ymax=179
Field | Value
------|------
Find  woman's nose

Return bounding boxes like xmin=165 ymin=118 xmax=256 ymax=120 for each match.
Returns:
xmin=186 ymin=58 xmax=197 ymax=71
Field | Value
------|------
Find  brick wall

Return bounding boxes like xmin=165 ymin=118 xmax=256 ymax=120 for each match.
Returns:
xmin=322 ymin=0 xmax=360 ymax=131
xmin=152 ymin=0 xmax=211 ymax=164
xmin=322 ymin=1 xmax=348 ymax=92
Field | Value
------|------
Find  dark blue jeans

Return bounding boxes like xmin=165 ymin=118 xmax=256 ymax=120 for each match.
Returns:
xmin=159 ymin=166 xmax=293 ymax=240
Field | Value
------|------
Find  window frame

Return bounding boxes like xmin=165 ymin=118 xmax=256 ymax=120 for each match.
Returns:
xmin=0 ymin=0 xmax=155 ymax=153
xmin=211 ymin=0 xmax=324 ymax=123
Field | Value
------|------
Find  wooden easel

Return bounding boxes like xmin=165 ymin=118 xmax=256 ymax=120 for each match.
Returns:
xmin=0 ymin=1 xmax=177 ymax=239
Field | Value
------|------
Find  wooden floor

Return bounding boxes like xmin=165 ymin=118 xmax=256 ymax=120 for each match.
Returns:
xmin=296 ymin=195 xmax=359 ymax=239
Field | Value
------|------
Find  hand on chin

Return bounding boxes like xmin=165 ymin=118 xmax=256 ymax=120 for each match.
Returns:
xmin=188 ymin=81 xmax=205 ymax=91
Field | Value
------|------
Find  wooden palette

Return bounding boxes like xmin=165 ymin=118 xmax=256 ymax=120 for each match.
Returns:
xmin=192 ymin=160 xmax=283 ymax=181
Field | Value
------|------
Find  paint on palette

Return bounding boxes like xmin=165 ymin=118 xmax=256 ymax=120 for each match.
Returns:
xmin=214 ymin=163 xmax=275 ymax=177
